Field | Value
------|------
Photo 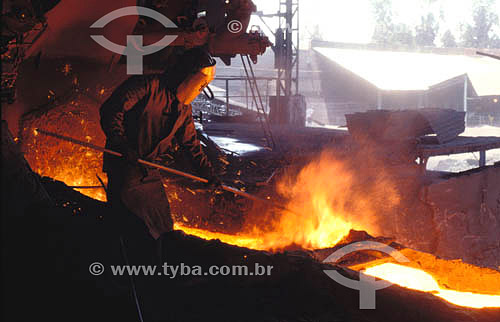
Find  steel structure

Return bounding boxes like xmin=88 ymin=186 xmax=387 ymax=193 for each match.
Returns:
xmin=255 ymin=0 xmax=300 ymax=109
xmin=278 ymin=0 xmax=300 ymax=98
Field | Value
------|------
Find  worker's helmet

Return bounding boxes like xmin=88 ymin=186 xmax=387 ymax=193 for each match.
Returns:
xmin=165 ymin=48 xmax=216 ymax=105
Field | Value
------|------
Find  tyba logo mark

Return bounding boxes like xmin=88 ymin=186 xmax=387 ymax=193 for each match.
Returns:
xmin=90 ymin=6 xmax=178 ymax=75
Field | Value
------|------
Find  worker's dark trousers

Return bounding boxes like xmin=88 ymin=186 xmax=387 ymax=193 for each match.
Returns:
xmin=107 ymin=165 xmax=172 ymax=321
xmin=106 ymin=164 xmax=173 ymax=240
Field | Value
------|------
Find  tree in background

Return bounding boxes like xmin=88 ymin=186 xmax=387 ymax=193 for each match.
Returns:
xmin=491 ymin=36 xmax=500 ymax=48
xmin=371 ymin=0 xmax=395 ymax=47
xmin=393 ymin=23 xmax=415 ymax=47
xmin=461 ymin=0 xmax=499 ymax=48
xmin=415 ymin=13 xmax=439 ymax=46
xmin=441 ymin=29 xmax=458 ymax=47
xmin=371 ymin=0 xmax=415 ymax=48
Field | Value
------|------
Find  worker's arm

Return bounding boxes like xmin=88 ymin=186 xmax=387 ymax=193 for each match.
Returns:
xmin=100 ymin=76 xmax=149 ymax=157
xmin=176 ymin=105 xmax=215 ymax=179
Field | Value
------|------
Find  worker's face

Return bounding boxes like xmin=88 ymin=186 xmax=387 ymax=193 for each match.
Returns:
xmin=176 ymin=65 xmax=216 ymax=105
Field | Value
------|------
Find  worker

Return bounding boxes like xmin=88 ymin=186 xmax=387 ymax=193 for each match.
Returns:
xmin=100 ymin=48 xmax=220 ymax=240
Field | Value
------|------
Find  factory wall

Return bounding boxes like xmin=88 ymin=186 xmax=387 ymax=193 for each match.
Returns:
xmin=427 ymin=165 xmax=500 ymax=268
xmin=379 ymin=165 xmax=500 ymax=269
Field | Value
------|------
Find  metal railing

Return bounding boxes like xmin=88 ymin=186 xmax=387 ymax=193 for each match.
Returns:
xmin=210 ymin=76 xmax=279 ymax=117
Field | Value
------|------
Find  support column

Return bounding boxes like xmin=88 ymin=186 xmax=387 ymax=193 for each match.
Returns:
xmin=464 ymin=75 xmax=468 ymax=127
xmin=226 ymin=79 xmax=230 ymax=116
xmin=479 ymin=150 xmax=486 ymax=167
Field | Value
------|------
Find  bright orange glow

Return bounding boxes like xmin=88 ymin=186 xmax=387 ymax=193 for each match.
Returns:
xmin=242 ymin=197 xmax=354 ymax=250
xmin=175 ymin=151 xmax=397 ymax=251
xmin=25 ymin=117 xmax=393 ymax=250
xmin=364 ymin=263 xmax=500 ymax=309
xmin=241 ymin=151 xmax=394 ymax=250
xmin=174 ymin=204 xmax=353 ymax=251
xmin=21 ymin=104 xmax=500 ymax=311
xmin=21 ymin=100 xmax=108 ymax=202
xmin=26 ymin=136 xmax=108 ymax=202
xmin=174 ymin=223 xmax=271 ymax=250
xmin=22 ymin=99 xmax=395 ymax=250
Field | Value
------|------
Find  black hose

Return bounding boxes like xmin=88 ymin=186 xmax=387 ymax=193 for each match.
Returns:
xmin=203 ymin=85 xmax=214 ymax=100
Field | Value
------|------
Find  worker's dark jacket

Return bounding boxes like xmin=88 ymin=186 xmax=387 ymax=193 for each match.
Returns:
xmin=100 ymin=74 xmax=212 ymax=176
xmin=100 ymin=74 xmax=213 ymax=239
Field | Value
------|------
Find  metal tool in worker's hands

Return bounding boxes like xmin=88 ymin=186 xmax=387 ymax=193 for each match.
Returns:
xmin=35 ymin=129 xmax=298 ymax=215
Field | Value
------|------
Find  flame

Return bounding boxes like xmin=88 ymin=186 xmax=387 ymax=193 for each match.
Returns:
xmin=173 ymin=152 xmax=375 ymax=251
xmin=172 ymin=151 xmax=398 ymax=251
xmin=21 ymin=99 xmax=396 ymax=250
xmin=20 ymin=101 xmax=500 ymax=310
xmin=25 ymin=113 xmax=394 ymax=250
xmin=364 ymin=263 xmax=500 ymax=309
xmin=231 ymin=150 xmax=397 ymax=250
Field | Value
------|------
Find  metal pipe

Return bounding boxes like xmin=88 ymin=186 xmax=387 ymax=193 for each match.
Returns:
xmin=68 ymin=186 xmax=104 ymax=189
xmin=35 ymin=129 xmax=297 ymax=214
xmin=476 ymin=51 xmax=500 ymax=61
xmin=226 ymin=79 xmax=230 ymax=116
xmin=464 ymin=74 xmax=468 ymax=127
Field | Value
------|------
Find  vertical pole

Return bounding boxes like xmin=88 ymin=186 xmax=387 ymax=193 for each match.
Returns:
xmin=276 ymin=78 xmax=280 ymax=123
xmin=479 ymin=150 xmax=486 ymax=167
xmin=226 ymin=79 xmax=230 ymax=116
xmin=296 ymin=0 xmax=300 ymax=95
xmin=377 ymin=91 xmax=382 ymax=110
xmin=245 ymin=78 xmax=249 ymax=110
xmin=285 ymin=0 xmax=293 ymax=99
xmin=464 ymin=74 xmax=468 ymax=127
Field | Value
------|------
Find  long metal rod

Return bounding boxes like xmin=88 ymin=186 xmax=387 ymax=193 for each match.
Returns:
xmin=35 ymin=129 xmax=296 ymax=214
xmin=476 ymin=51 xmax=500 ymax=61
xmin=68 ymin=186 xmax=104 ymax=189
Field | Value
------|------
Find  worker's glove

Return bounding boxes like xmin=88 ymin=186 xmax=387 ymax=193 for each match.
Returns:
xmin=124 ymin=148 xmax=140 ymax=164
xmin=121 ymin=147 xmax=149 ymax=177
xmin=206 ymin=175 xmax=223 ymax=190
xmin=112 ymin=139 xmax=139 ymax=165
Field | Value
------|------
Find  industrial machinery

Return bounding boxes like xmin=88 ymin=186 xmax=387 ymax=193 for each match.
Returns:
xmin=1 ymin=0 xmax=272 ymax=104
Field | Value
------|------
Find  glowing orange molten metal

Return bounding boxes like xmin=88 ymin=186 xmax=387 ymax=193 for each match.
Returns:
xmin=176 ymin=151 xmax=396 ymax=251
xmin=235 ymin=151 xmax=395 ymax=250
xmin=26 ymin=116 xmax=390 ymax=251
xmin=364 ymin=263 xmax=500 ymax=309
xmin=22 ymin=103 xmax=500 ymax=311
xmin=22 ymin=99 xmax=390 ymax=251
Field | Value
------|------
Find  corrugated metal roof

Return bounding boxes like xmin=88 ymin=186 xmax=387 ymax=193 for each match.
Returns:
xmin=314 ymin=47 xmax=500 ymax=96
xmin=419 ymin=109 xmax=465 ymax=144
xmin=345 ymin=109 xmax=465 ymax=144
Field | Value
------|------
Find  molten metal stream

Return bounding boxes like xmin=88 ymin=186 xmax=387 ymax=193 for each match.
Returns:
xmin=364 ymin=263 xmax=500 ymax=309
xmin=24 ymin=119 xmax=500 ymax=310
